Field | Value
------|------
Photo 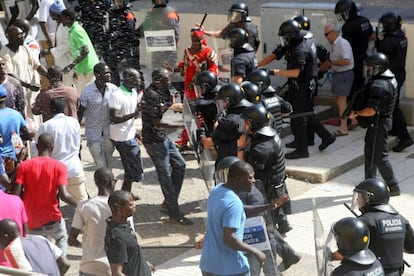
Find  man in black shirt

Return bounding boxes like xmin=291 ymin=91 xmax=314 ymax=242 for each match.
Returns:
xmin=105 ymin=190 xmax=152 ymax=276
xmin=335 ymin=0 xmax=375 ymax=94
xmin=376 ymin=12 xmax=413 ymax=152
xmin=141 ymin=69 xmax=193 ymax=225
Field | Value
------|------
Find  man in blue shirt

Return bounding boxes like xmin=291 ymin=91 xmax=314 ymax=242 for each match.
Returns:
xmin=0 ymin=85 xmax=31 ymax=162
xmin=199 ymin=160 xmax=265 ymax=275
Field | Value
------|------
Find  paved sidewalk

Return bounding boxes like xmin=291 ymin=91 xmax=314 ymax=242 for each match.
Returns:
xmin=153 ymin=131 xmax=414 ymax=275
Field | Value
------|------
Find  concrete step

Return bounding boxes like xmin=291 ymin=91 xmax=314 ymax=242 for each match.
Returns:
xmin=283 ymin=124 xmax=414 ymax=183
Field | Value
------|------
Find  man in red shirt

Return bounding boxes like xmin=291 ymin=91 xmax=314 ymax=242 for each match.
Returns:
xmin=11 ymin=132 xmax=78 ymax=256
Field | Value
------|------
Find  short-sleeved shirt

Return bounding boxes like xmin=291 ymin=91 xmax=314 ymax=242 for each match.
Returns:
xmin=200 ymin=184 xmax=249 ymax=275
xmin=37 ymin=114 xmax=83 ymax=178
xmin=72 ymin=196 xmax=112 ymax=275
xmin=0 ymin=107 xmax=26 ymax=160
xmin=108 ymin=85 xmax=139 ymax=142
xmin=105 ymin=218 xmax=151 ymax=276
xmin=231 ymin=50 xmax=258 ymax=80
xmin=32 ymin=83 xmax=79 ymax=122
xmin=342 ymin=15 xmax=373 ymax=62
xmin=330 ymin=36 xmax=354 ymax=72
xmin=0 ymin=45 xmax=40 ymax=86
xmin=68 ymin=21 xmax=99 ymax=74
xmin=80 ymin=82 xmax=118 ymax=141
xmin=37 ymin=0 xmax=58 ymax=41
xmin=2 ymin=76 xmax=25 ymax=117
xmin=5 ymin=235 xmax=62 ymax=275
xmin=0 ymin=190 xmax=28 ymax=267
xmin=15 ymin=156 xmax=67 ymax=229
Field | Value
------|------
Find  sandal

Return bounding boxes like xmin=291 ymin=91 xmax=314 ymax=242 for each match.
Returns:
xmin=333 ymin=130 xmax=349 ymax=137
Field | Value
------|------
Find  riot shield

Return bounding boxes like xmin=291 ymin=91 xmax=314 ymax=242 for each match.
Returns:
xmin=313 ymin=198 xmax=334 ymax=276
xmin=182 ymin=97 xmax=216 ymax=192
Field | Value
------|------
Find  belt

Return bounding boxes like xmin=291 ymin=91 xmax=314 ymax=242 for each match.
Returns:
xmin=32 ymin=220 xmax=59 ymax=231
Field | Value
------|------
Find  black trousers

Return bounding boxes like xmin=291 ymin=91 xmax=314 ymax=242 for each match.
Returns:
xmin=391 ymin=81 xmax=411 ymax=141
xmin=290 ymin=87 xmax=331 ymax=154
xmin=364 ymin=118 xmax=398 ymax=186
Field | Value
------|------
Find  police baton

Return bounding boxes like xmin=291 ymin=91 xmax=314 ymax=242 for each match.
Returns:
xmin=343 ymin=203 xmax=411 ymax=268
xmin=199 ymin=13 xmax=208 ymax=28
xmin=282 ymin=111 xmax=316 ymax=119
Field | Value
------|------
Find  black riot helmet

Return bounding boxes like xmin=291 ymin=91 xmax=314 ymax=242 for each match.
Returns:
xmin=195 ymin=71 xmax=217 ymax=98
xmin=228 ymin=3 xmax=249 ymax=23
xmin=278 ymin=19 xmax=302 ymax=47
xmin=335 ymin=0 xmax=357 ymax=22
xmin=292 ymin=15 xmax=311 ymax=31
xmin=226 ymin=28 xmax=249 ymax=49
xmin=378 ymin=12 xmax=402 ymax=33
xmin=331 ymin=217 xmax=376 ymax=265
xmin=214 ymin=156 xmax=240 ymax=184
xmin=247 ymin=69 xmax=271 ymax=92
xmin=363 ymin=53 xmax=389 ymax=79
xmin=216 ymin=83 xmax=243 ymax=112
xmin=241 ymin=81 xmax=261 ymax=103
xmin=351 ymin=178 xmax=397 ymax=214
xmin=241 ymin=104 xmax=276 ymax=137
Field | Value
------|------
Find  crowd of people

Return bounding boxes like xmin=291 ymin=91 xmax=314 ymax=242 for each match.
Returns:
xmin=0 ymin=0 xmax=412 ymax=275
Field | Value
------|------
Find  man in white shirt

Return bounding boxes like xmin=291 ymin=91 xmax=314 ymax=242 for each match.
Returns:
xmin=109 ymin=68 xmax=143 ymax=199
xmin=37 ymin=0 xmax=61 ymax=67
xmin=79 ymin=63 xmax=117 ymax=171
xmin=323 ymin=22 xmax=357 ymax=136
xmin=38 ymin=97 xmax=88 ymax=201
xmin=68 ymin=167 xmax=114 ymax=276
xmin=43 ymin=0 xmax=74 ymax=86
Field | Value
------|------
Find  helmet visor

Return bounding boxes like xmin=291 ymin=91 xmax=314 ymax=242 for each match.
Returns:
xmin=228 ymin=11 xmax=243 ymax=23
xmin=195 ymin=85 xmax=204 ymax=99
xmin=280 ymin=36 xmax=289 ymax=47
xmin=376 ymin=24 xmax=385 ymax=41
xmin=214 ymin=167 xmax=230 ymax=184
xmin=363 ymin=64 xmax=374 ymax=81
xmin=350 ymin=190 xmax=370 ymax=212
xmin=216 ymin=99 xmax=227 ymax=114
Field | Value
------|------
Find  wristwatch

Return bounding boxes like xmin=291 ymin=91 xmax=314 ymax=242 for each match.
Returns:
xmin=237 ymin=146 xmax=244 ymax=152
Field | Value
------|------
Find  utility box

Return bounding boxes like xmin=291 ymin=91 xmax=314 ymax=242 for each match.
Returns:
xmin=260 ymin=2 xmax=338 ymax=93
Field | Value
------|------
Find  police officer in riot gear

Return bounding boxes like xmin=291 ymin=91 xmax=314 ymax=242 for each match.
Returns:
xmin=226 ymin=28 xmax=258 ymax=84
xmin=241 ymin=81 xmax=261 ymax=104
xmin=106 ymin=2 xmax=142 ymax=86
xmin=194 ymin=71 xmax=220 ymax=136
xmin=335 ymin=0 xmax=374 ymax=95
xmin=141 ymin=0 xmax=180 ymax=71
xmin=329 ymin=217 xmax=385 ymax=276
xmin=376 ymin=12 xmax=413 ymax=152
xmin=349 ymin=53 xmax=400 ymax=196
xmin=268 ymin=20 xmax=335 ymax=159
xmin=203 ymin=3 xmax=260 ymax=52
xmin=238 ymin=104 xmax=294 ymax=236
xmin=200 ymin=83 xmax=251 ymax=167
xmin=247 ymin=69 xmax=292 ymax=135
xmin=351 ymin=178 xmax=414 ymax=275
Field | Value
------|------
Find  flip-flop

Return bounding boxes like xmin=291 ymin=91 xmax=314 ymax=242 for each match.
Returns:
xmin=333 ymin=130 xmax=349 ymax=137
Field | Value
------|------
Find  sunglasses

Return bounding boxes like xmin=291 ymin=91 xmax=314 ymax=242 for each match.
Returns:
xmin=324 ymin=31 xmax=334 ymax=36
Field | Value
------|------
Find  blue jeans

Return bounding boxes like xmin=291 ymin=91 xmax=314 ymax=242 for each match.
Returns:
xmin=87 ymin=138 xmax=114 ymax=170
xmin=113 ymin=138 xmax=143 ymax=182
xmin=29 ymin=218 xmax=68 ymax=256
xmin=144 ymin=138 xmax=185 ymax=219
xmin=247 ymin=249 xmax=277 ymax=276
